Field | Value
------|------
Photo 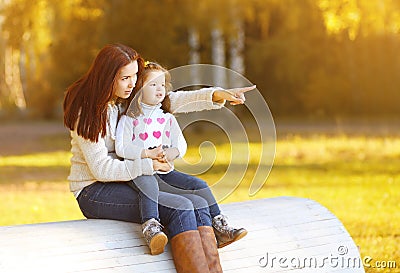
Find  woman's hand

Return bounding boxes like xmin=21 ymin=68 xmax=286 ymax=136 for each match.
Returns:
xmin=212 ymin=85 xmax=256 ymax=105
xmin=152 ymin=159 xmax=172 ymax=172
xmin=162 ymin=147 xmax=179 ymax=162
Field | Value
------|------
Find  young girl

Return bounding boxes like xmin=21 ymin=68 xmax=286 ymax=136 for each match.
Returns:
xmin=115 ymin=61 xmax=248 ymax=253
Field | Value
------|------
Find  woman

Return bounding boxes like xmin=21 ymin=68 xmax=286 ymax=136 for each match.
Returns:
xmin=63 ymin=43 xmax=254 ymax=273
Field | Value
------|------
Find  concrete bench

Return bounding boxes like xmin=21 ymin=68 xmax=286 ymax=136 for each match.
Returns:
xmin=0 ymin=197 xmax=365 ymax=273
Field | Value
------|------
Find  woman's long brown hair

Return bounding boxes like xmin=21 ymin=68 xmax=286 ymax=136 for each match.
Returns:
xmin=63 ymin=44 xmax=144 ymax=142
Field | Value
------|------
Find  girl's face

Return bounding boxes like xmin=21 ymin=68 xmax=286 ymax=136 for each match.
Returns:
xmin=113 ymin=61 xmax=138 ymax=99
xmin=141 ymin=71 xmax=166 ymax=105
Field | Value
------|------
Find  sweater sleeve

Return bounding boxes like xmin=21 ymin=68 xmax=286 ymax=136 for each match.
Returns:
xmin=169 ymin=115 xmax=187 ymax=158
xmin=115 ymin=115 xmax=144 ymax=160
xmin=72 ymin=130 xmax=154 ymax=181
xmin=168 ymin=87 xmax=225 ymax=114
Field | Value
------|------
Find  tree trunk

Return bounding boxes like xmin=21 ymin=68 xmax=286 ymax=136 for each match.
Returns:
xmin=4 ymin=46 xmax=27 ymax=111
xmin=188 ymin=27 xmax=200 ymax=85
xmin=229 ymin=20 xmax=245 ymax=84
xmin=211 ymin=27 xmax=227 ymax=87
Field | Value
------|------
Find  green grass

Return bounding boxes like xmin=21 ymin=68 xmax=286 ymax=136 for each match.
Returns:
xmin=258 ymin=135 xmax=400 ymax=272
xmin=0 ymin=133 xmax=399 ymax=272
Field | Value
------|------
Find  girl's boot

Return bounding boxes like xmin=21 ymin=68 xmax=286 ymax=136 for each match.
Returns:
xmin=212 ymin=214 xmax=247 ymax=248
xmin=142 ymin=218 xmax=168 ymax=255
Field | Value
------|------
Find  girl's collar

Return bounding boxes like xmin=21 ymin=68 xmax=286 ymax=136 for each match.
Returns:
xmin=140 ymin=102 xmax=161 ymax=109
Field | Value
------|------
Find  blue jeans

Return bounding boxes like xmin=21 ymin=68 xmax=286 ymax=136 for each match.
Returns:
xmin=157 ymin=170 xmax=221 ymax=217
xmin=129 ymin=172 xmax=221 ymax=224
xmin=128 ymin=175 xmax=160 ymax=223
xmin=76 ymin=181 xmax=211 ymax=238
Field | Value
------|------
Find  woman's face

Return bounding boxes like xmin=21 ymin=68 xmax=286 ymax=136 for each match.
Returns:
xmin=113 ymin=61 xmax=138 ymax=99
xmin=141 ymin=71 xmax=166 ymax=105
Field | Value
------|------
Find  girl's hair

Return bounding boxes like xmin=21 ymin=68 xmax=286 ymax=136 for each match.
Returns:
xmin=63 ymin=43 xmax=144 ymax=142
xmin=127 ymin=61 xmax=172 ymax=118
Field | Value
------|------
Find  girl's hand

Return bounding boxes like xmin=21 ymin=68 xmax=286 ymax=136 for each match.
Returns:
xmin=156 ymin=147 xmax=179 ymax=163
xmin=212 ymin=85 xmax=256 ymax=105
xmin=142 ymin=145 xmax=163 ymax=159
xmin=152 ymin=159 xmax=172 ymax=172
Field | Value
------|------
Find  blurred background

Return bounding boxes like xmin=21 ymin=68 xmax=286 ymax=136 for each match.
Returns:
xmin=1 ymin=0 xmax=400 ymax=120
xmin=0 ymin=1 xmax=399 ymax=272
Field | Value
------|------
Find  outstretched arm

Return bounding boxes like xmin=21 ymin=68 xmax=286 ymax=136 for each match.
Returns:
xmin=168 ymin=85 xmax=256 ymax=114
xmin=212 ymin=85 xmax=256 ymax=105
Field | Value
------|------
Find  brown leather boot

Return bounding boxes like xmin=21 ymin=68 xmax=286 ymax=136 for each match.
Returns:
xmin=198 ymin=226 xmax=223 ymax=273
xmin=170 ymin=230 xmax=210 ymax=273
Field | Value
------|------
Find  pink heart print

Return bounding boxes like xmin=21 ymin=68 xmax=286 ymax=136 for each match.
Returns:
xmin=133 ymin=119 xmax=139 ymax=126
xmin=153 ymin=131 xmax=161 ymax=139
xmin=165 ymin=131 xmax=170 ymax=138
xmin=157 ymin=118 xmax=165 ymax=124
xmin=139 ymin=132 xmax=148 ymax=140
xmin=143 ymin=118 xmax=152 ymax=125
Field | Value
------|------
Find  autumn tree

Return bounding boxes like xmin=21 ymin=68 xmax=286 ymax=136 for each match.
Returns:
xmin=1 ymin=0 xmax=400 ymax=119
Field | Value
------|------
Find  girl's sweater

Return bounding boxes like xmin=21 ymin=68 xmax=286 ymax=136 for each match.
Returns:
xmin=115 ymin=103 xmax=186 ymax=174
xmin=67 ymin=88 xmax=223 ymax=197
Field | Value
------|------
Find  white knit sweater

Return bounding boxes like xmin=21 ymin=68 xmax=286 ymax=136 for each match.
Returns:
xmin=115 ymin=103 xmax=187 ymax=174
xmin=68 ymin=88 xmax=223 ymax=197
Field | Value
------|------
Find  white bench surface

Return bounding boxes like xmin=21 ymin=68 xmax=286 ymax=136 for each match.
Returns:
xmin=0 ymin=197 xmax=365 ymax=273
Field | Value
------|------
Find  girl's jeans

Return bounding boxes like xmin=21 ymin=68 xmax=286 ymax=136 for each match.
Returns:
xmin=157 ymin=170 xmax=221 ymax=217
xmin=128 ymin=171 xmax=221 ymax=224
xmin=128 ymin=175 xmax=160 ymax=223
xmin=76 ymin=181 xmax=212 ymax=238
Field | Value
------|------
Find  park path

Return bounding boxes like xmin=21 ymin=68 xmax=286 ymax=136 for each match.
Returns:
xmin=1 ymin=118 xmax=398 ymax=156
xmin=0 ymin=120 xmax=69 ymax=156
